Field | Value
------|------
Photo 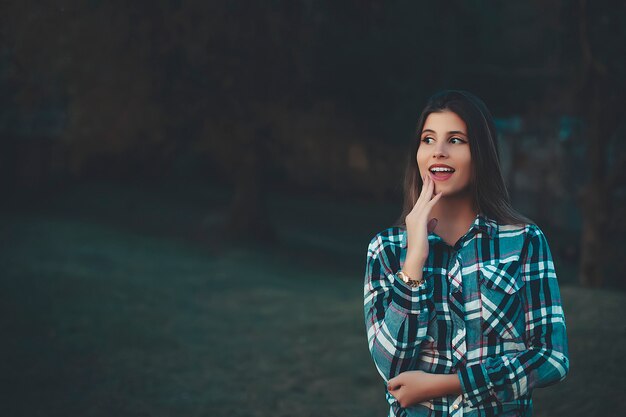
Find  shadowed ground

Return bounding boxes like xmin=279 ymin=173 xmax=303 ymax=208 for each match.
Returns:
xmin=0 ymin=183 xmax=621 ymax=416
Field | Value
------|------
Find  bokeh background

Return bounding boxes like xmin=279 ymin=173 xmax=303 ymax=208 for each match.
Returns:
xmin=1 ymin=1 xmax=625 ymax=416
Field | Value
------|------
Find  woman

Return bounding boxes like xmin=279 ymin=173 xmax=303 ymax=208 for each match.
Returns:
xmin=363 ymin=90 xmax=569 ymax=416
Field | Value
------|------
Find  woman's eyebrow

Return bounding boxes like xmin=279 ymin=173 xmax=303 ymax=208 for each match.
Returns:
xmin=421 ymin=129 xmax=467 ymax=135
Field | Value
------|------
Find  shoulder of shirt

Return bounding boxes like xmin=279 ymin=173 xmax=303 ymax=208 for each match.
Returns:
xmin=524 ymin=222 xmax=549 ymax=242
xmin=366 ymin=226 xmax=405 ymax=258
xmin=489 ymin=217 xmax=537 ymax=236
xmin=492 ymin=219 xmax=547 ymax=246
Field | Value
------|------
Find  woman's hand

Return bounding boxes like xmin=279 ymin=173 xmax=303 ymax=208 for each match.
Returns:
xmin=388 ymin=370 xmax=462 ymax=408
xmin=403 ymin=175 xmax=442 ymax=277
xmin=388 ymin=370 xmax=434 ymax=407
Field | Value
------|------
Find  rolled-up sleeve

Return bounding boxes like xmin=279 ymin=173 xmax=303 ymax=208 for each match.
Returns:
xmin=458 ymin=225 xmax=569 ymax=407
xmin=363 ymin=234 xmax=433 ymax=382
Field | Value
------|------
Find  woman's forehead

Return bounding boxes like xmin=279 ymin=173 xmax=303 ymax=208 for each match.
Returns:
xmin=422 ymin=111 xmax=467 ymax=133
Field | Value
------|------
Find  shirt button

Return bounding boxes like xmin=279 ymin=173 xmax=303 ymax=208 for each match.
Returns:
xmin=452 ymin=404 xmax=459 ymax=410
xmin=457 ymin=329 xmax=462 ymax=335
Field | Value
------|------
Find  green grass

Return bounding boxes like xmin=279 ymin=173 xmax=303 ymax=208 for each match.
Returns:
xmin=1 ymin=182 xmax=623 ymax=416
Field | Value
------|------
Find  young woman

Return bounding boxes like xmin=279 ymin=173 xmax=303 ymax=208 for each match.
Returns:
xmin=363 ymin=90 xmax=569 ymax=417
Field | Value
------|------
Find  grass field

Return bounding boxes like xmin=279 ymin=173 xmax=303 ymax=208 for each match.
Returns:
xmin=1 ymin=182 xmax=623 ymax=416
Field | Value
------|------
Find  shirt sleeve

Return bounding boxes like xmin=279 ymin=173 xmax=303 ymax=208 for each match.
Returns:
xmin=458 ymin=225 xmax=570 ymax=407
xmin=363 ymin=233 xmax=433 ymax=382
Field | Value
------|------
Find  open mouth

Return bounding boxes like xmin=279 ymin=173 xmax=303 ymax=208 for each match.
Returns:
xmin=429 ymin=165 xmax=455 ymax=180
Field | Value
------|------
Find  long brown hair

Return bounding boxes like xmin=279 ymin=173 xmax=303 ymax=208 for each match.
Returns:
xmin=393 ymin=90 xmax=532 ymax=227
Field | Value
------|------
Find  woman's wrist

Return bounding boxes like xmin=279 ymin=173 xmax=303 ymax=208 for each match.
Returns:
xmin=401 ymin=254 xmax=426 ymax=279
xmin=431 ymin=373 xmax=463 ymax=398
xmin=416 ymin=373 xmax=463 ymax=400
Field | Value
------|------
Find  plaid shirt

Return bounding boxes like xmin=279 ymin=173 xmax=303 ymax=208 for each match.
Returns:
xmin=363 ymin=214 xmax=569 ymax=417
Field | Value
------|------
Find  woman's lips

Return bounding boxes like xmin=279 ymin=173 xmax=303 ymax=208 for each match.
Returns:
xmin=429 ymin=171 xmax=453 ymax=181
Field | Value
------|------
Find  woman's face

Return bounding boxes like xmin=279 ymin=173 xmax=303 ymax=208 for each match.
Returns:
xmin=416 ymin=110 xmax=473 ymax=197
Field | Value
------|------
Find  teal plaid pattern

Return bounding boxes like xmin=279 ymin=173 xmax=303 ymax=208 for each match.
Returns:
xmin=363 ymin=214 xmax=569 ymax=417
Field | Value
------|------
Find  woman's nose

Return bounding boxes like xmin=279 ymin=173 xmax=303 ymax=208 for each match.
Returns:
xmin=433 ymin=144 xmax=448 ymax=158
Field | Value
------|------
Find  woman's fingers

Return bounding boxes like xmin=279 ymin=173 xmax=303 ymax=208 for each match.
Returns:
xmin=405 ymin=176 xmax=440 ymax=263
xmin=425 ymin=175 xmax=436 ymax=201
xmin=421 ymin=191 xmax=443 ymax=217
xmin=410 ymin=189 xmax=442 ymax=224
xmin=413 ymin=175 xmax=434 ymax=210
xmin=426 ymin=190 xmax=443 ymax=206
xmin=387 ymin=376 xmax=403 ymax=391
xmin=413 ymin=176 xmax=438 ymax=214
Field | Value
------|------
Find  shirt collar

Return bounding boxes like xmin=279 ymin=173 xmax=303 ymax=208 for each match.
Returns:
xmin=401 ymin=212 xmax=497 ymax=248
xmin=472 ymin=212 xmax=497 ymax=239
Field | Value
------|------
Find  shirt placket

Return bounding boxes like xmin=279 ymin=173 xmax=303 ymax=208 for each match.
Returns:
xmin=448 ymin=254 xmax=466 ymax=364
xmin=448 ymin=252 xmax=467 ymax=417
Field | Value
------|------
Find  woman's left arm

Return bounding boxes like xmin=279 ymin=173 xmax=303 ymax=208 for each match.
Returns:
xmin=457 ymin=225 xmax=570 ymax=408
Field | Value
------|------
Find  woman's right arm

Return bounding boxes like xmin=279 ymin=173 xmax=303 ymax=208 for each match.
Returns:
xmin=364 ymin=175 xmax=442 ymax=382
xmin=363 ymin=234 xmax=433 ymax=383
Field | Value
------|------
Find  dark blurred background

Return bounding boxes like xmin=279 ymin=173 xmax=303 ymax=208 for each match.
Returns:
xmin=1 ymin=1 xmax=625 ymax=416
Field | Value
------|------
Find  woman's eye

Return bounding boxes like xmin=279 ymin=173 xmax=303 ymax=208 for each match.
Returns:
xmin=450 ymin=137 xmax=466 ymax=144
xmin=421 ymin=137 xmax=434 ymax=144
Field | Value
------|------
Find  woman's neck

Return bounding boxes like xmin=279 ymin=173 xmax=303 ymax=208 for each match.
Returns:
xmin=429 ymin=196 xmax=478 ymax=247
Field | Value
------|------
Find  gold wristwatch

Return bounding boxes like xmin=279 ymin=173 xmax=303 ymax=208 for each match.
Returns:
xmin=397 ymin=270 xmax=425 ymax=288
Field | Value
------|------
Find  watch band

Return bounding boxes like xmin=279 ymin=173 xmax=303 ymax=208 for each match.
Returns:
xmin=397 ymin=270 xmax=425 ymax=288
